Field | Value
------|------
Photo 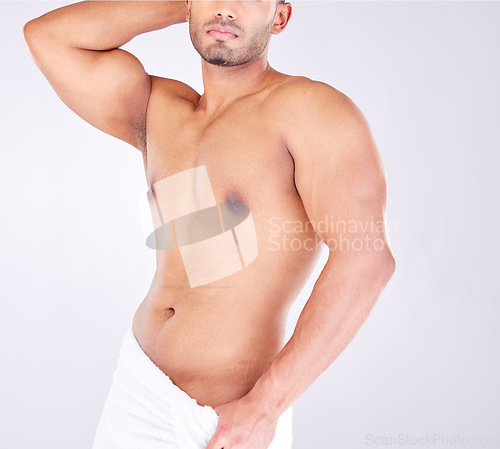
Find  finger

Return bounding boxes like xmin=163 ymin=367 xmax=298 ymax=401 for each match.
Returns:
xmin=205 ymin=434 xmax=231 ymax=449
xmin=204 ymin=434 xmax=225 ymax=449
xmin=204 ymin=436 xmax=218 ymax=449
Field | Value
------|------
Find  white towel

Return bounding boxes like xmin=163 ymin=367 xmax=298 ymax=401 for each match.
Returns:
xmin=92 ymin=326 xmax=293 ymax=449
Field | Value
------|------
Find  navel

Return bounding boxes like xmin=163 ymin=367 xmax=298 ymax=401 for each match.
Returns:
xmin=163 ymin=307 xmax=175 ymax=319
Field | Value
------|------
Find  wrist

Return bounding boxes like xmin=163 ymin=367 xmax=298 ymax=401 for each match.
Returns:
xmin=243 ymin=372 xmax=284 ymax=421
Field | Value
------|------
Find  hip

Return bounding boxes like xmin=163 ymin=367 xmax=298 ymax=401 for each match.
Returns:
xmin=132 ymin=299 xmax=287 ymax=407
xmin=92 ymin=326 xmax=293 ymax=449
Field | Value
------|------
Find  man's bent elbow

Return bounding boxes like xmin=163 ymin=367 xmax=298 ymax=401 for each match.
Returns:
xmin=360 ymin=248 xmax=396 ymax=288
xmin=23 ymin=19 xmax=46 ymax=47
xmin=375 ymin=249 xmax=396 ymax=281
xmin=360 ymin=250 xmax=395 ymax=310
xmin=23 ymin=20 xmax=35 ymax=43
xmin=386 ymin=256 xmax=396 ymax=287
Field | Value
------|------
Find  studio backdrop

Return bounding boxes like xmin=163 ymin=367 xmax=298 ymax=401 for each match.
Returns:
xmin=1 ymin=1 xmax=499 ymax=448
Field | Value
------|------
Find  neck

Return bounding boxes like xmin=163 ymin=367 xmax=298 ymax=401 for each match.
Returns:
xmin=196 ymin=53 xmax=273 ymax=115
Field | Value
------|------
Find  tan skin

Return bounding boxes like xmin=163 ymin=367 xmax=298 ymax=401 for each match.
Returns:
xmin=24 ymin=1 xmax=395 ymax=448
xmin=136 ymin=1 xmax=321 ymax=408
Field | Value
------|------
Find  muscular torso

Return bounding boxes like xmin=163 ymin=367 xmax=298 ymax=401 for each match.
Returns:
xmin=132 ymin=69 xmax=323 ymax=407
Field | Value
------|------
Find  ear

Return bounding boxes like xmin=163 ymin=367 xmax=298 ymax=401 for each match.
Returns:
xmin=271 ymin=2 xmax=292 ymax=36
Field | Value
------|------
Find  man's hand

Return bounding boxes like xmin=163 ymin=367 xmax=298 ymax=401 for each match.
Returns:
xmin=205 ymin=393 xmax=279 ymax=449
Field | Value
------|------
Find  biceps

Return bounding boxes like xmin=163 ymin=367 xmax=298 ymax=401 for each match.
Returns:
xmin=26 ymin=32 xmax=151 ymax=149
xmin=294 ymin=145 xmax=388 ymax=248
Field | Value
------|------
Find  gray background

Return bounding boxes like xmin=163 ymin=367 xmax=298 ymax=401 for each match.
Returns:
xmin=1 ymin=1 xmax=499 ymax=448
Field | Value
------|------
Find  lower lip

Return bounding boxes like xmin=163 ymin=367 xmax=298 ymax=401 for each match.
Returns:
xmin=207 ymin=30 xmax=238 ymax=40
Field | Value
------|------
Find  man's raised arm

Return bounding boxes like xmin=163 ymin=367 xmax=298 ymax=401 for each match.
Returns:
xmin=247 ymin=79 xmax=396 ymax=417
xmin=23 ymin=0 xmax=189 ymax=152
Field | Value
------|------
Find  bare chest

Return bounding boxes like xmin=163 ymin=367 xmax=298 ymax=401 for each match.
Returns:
xmin=144 ymin=96 xmax=298 ymax=214
xmin=139 ymin=88 xmax=316 ymax=291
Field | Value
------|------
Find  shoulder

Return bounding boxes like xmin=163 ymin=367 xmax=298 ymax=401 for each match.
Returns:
xmin=267 ymin=76 xmax=370 ymax=158
xmin=150 ymin=74 xmax=201 ymax=105
xmin=141 ymin=75 xmax=201 ymax=151
xmin=268 ymin=75 xmax=348 ymax=113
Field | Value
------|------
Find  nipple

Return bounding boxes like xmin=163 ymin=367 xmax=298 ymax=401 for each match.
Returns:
xmin=226 ymin=191 xmax=247 ymax=213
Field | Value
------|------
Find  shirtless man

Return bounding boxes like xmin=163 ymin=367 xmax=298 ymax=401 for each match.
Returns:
xmin=23 ymin=1 xmax=396 ymax=448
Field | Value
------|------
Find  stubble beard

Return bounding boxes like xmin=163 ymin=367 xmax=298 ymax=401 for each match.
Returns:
xmin=189 ymin=13 xmax=275 ymax=67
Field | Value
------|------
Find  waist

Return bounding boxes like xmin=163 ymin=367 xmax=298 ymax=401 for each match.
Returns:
xmin=132 ymin=291 xmax=288 ymax=407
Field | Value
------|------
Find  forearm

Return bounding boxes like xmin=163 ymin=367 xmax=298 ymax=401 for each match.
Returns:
xmin=246 ymin=251 xmax=395 ymax=418
xmin=24 ymin=0 xmax=187 ymax=50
